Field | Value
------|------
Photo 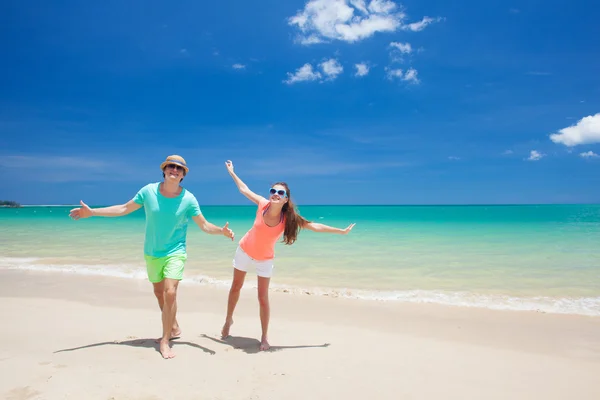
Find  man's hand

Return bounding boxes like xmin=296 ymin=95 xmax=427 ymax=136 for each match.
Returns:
xmin=222 ymin=222 xmax=235 ymax=241
xmin=342 ymin=223 xmax=356 ymax=234
xmin=69 ymin=200 xmax=93 ymax=220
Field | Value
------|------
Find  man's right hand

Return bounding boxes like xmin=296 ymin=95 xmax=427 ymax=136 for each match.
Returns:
xmin=69 ymin=200 xmax=93 ymax=220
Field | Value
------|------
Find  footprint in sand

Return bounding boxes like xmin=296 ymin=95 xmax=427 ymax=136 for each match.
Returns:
xmin=6 ymin=386 xmax=41 ymax=400
xmin=38 ymin=361 xmax=68 ymax=369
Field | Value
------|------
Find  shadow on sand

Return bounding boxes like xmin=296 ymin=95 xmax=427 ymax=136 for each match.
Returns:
xmin=200 ymin=334 xmax=330 ymax=354
xmin=54 ymin=337 xmax=216 ymax=356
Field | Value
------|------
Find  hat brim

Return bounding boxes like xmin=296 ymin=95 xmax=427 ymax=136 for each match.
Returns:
xmin=160 ymin=160 xmax=189 ymax=174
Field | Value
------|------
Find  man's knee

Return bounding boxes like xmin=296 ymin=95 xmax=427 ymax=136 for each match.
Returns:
xmin=163 ymin=285 xmax=178 ymax=304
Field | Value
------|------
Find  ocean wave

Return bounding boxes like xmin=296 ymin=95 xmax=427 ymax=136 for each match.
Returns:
xmin=1 ymin=257 xmax=599 ymax=317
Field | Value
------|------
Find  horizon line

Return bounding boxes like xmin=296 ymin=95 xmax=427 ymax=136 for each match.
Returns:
xmin=8 ymin=202 xmax=600 ymax=208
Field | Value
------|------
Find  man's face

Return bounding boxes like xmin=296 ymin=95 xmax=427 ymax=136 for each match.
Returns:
xmin=164 ymin=164 xmax=185 ymax=182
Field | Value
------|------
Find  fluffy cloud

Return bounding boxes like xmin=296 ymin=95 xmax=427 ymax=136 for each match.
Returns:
xmin=401 ymin=16 xmax=442 ymax=32
xmin=386 ymin=67 xmax=419 ymax=83
xmin=549 ymin=113 xmax=600 ymax=146
xmin=355 ymin=63 xmax=370 ymax=76
xmin=402 ymin=68 xmax=419 ymax=83
xmin=284 ymin=58 xmax=343 ymax=84
xmin=232 ymin=64 xmax=246 ymax=69
xmin=580 ymin=151 xmax=599 ymax=158
xmin=386 ymin=67 xmax=403 ymax=79
xmin=320 ymin=58 xmax=344 ymax=80
xmin=527 ymin=150 xmax=544 ymax=161
xmin=389 ymin=41 xmax=412 ymax=54
xmin=288 ymin=0 xmax=438 ymax=44
xmin=284 ymin=64 xmax=322 ymax=84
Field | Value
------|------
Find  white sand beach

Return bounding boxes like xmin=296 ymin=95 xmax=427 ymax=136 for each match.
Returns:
xmin=1 ymin=269 xmax=599 ymax=400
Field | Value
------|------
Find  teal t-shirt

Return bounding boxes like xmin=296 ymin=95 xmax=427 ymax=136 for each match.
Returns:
xmin=133 ymin=182 xmax=202 ymax=257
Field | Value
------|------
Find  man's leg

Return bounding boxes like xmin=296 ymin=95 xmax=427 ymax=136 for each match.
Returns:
xmin=146 ymin=255 xmax=181 ymax=342
xmin=152 ymin=281 xmax=181 ymax=338
xmin=157 ymin=254 xmax=186 ymax=358
xmin=159 ymin=278 xmax=179 ymax=359
xmin=221 ymin=267 xmax=247 ymax=338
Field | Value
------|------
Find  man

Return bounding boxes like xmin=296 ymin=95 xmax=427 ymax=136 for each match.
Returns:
xmin=69 ymin=155 xmax=234 ymax=359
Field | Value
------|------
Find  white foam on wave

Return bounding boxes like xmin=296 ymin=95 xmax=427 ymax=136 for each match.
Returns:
xmin=2 ymin=257 xmax=599 ymax=317
xmin=268 ymin=286 xmax=600 ymax=317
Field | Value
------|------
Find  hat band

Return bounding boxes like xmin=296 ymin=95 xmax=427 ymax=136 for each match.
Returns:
xmin=165 ymin=160 xmax=187 ymax=168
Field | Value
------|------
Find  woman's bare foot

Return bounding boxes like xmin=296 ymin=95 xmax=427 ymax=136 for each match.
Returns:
xmin=260 ymin=338 xmax=270 ymax=351
xmin=159 ymin=339 xmax=176 ymax=359
xmin=221 ymin=318 xmax=234 ymax=339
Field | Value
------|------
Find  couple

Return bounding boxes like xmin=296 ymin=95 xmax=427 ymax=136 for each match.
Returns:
xmin=69 ymin=155 xmax=355 ymax=359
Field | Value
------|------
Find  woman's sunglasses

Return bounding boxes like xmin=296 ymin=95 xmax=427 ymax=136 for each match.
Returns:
xmin=269 ymin=188 xmax=287 ymax=197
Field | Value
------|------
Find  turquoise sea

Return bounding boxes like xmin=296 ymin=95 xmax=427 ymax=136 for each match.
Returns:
xmin=1 ymin=204 xmax=599 ymax=316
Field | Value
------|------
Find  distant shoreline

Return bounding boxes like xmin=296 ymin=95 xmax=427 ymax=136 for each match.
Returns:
xmin=7 ymin=203 xmax=600 ymax=207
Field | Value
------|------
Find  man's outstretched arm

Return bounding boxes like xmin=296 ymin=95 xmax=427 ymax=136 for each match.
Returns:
xmin=192 ymin=214 xmax=235 ymax=240
xmin=69 ymin=199 xmax=142 ymax=220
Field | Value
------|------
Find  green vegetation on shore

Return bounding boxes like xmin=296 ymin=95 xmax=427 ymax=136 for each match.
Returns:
xmin=0 ymin=200 xmax=21 ymax=207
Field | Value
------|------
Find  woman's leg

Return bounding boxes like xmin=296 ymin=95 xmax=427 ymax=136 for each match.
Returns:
xmin=257 ymin=275 xmax=271 ymax=350
xmin=221 ymin=267 xmax=247 ymax=338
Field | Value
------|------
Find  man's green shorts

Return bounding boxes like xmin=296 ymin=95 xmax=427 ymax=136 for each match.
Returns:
xmin=144 ymin=253 xmax=187 ymax=283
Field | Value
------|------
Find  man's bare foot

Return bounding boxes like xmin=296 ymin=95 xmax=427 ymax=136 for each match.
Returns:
xmin=171 ymin=327 xmax=182 ymax=339
xmin=260 ymin=338 xmax=270 ymax=351
xmin=159 ymin=339 xmax=176 ymax=359
xmin=221 ymin=318 xmax=233 ymax=339
xmin=154 ymin=327 xmax=181 ymax=343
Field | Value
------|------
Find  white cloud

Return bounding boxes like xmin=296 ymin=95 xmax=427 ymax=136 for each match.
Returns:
xmin=284 ymin=59 xmax=344 ymax=84
xmin=386 ymin=67 xmax=419 ymax=84
xmin=402 ymin=68 xmax=419 ymax=84
xmin=390 ymin=41 xmax=412 ymax=54
xmin=401 ymin=16 xmax=442 ymax=32
xmin=355 ymin=63 xmax=370 ymax=77
xmin=232 ymin=64 xmax=246 ymax=69
xmin=527 ymin=150 xmax=544 ymax=161
xmin=448 ymin=156 xmax=460 ymax=160
xmin=386 ymin=67 xmax=404 ymax=79
xmin=580 ymin=151 xmax=599 ymax=158
xmin=320 ymin=58 xmax=344 ymax=80
xmin=288 ymin=0 xmax=437 ymax=44
xmin=284 ymin=63 xmax=322 ymax=84
xmin=549 ymin=113 xmax=600 ymax=146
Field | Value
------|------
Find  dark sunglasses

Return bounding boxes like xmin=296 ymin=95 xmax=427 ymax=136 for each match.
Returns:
xmin=269 ymin=188 xmax=287 ymax=197
xmin=166 ymin=164 xmax=184 ymax=171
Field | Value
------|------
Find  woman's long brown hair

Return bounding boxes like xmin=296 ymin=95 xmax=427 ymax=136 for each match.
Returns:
xmin=273 ymin=182 xmax=309 ymax=245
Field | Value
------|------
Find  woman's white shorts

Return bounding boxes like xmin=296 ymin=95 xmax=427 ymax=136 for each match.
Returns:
xmin=232 ymin=246 xmax=274 ymax=278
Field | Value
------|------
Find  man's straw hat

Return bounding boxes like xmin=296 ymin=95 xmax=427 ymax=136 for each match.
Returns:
xmin=160 ymin=155 xmax=189 ymax=174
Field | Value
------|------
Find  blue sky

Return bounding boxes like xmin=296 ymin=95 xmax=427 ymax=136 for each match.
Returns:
xmin=1 ymin=0 xmax=599 ymax=205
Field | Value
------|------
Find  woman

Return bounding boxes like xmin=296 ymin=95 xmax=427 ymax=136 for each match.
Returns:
xmin=221 ymin=160 xmax=355 ymax=351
